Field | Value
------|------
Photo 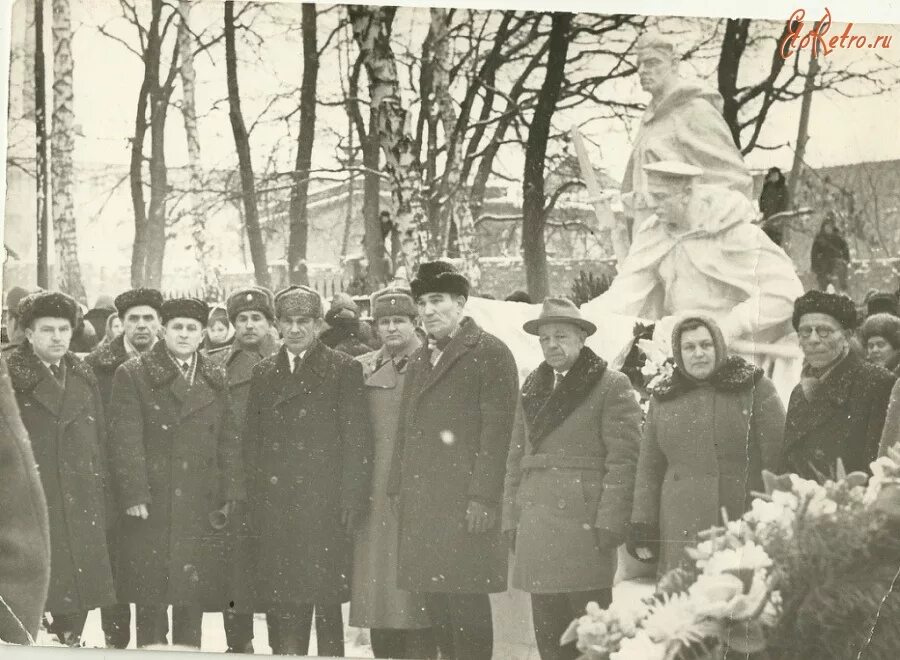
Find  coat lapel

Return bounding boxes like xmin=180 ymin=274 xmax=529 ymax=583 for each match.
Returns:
xmin=31 ymin=370 xmax=63 ymax=418
xmin=272 ymin=341 xmax=325 ymax=408
xmin=785 ymin=352 xmax=858 ymax=450
xmin=414 ymin=318 xmax=480 ymax=403
xmin=58 ymin=357 xmax=92 ymax=426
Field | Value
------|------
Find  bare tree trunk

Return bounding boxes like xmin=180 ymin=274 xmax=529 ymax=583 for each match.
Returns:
xmin=430 ymin=7 xmax=480 ymax=285
xmin=522 ymin=13 xmax=571 ymax=300
xmin=784 ymin=49 xmax=820 ymax=277
xmin=35 ymin=0 xmax=51 ymax=289
xmin=348 ymin=4 xmax=427 ymax=273
xmin=287 ymin=2 xmax=318 ymax=285
xmin=716 ymin=19 xmax=750 ymax=150
xmin=177 ymin=0 xmax=211 ymax=287
xmin=50 ymin=0 xmax=86 ymax=301
xmin=225 ymin=0 xmax=270 ymax=288
xmin=340 ymin=111 xmax=355 ymax=258
xmin=346 ymin=47 xmax=387 ymax=287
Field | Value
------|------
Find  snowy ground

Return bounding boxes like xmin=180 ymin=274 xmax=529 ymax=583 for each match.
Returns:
xmin=33 ymin=580 xmax=655 ymax=658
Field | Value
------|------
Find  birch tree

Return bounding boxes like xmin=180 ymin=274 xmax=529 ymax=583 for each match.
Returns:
xmin=176 ymin=0 xmax=213 ymax=287
xmin=35 ymin=0 xmax=51 ymax=288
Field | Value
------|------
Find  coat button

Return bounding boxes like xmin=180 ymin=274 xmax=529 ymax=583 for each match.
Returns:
xmin=161 ymin=424 xmax=169 ymax=431
xmin=270 ymin=476 xmax=278 ymax=485
xmin=298 ymin=409 xmax=307 ymax=418
xmin=175 ymin=488 xmax=182 ymax=497
xmin=272 ymin=442 xmax=280 ymax=451
xmin=557 ymin=498 xmax=567 ymax=510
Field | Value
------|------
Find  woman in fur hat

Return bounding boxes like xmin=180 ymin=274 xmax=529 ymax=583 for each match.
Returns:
xmin=628 ymin=315 xmax=785 ymax=575
xmin=860 ymin=313 xmax=900 ymax=376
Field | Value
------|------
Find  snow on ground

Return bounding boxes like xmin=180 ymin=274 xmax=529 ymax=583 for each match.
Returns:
xmin=33 ymin=580 xmax=655 ymax=657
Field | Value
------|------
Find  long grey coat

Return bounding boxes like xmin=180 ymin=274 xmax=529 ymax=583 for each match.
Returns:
xmin=107 ymin=342 xmax=244 ymax=608
xmin=632 ymin=357 xmax=785 ymax=575
xmin=7 ymin=345 xmax=116 ymax=614
xmin=502 ymin=348 xmax=642 ymax=593
xmin=388 ymin=317 xmax=519 ymax=593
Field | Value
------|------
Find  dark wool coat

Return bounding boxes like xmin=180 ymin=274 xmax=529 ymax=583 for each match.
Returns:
xmin=84 ymin=334 xmax=132 ymax=407
xmin=784 ymin=351 xmax=895 ymax=480
xmin=106 ymin=342 xmax=245 ymax=608
xmin=388 ymin=317 xmax=519 ymax=593
xmin=214 ymin=336 xmax=279 ymax=613
xmin=7 ymin=344 xmax=116 ymax=614
xmin=632 ymin=356 xmax=786 ymax=575
xmin=502 ymin=348 xmax=642 ymax=593
xmin=0 ymin=355 xmax=50 ymax=644
xmin=244 ymin=340 xmax=373 ymax=607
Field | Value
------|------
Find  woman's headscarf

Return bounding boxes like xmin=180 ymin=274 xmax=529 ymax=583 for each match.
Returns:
xmin=671 ymin=315 xmax=728 ymax=382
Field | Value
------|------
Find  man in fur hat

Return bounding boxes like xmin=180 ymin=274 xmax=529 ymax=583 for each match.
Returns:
xmin=7 ymin=291 xmax=116 ymax=646
xmin=244 ymin=285 xmax=373 ymax=656
xmin=106 ymin=297 xmax=244 ymax=649
xmin=783 ymin=290 xmax=896 ymax=480
xmin=502 ymin=297 xmax=642 ymax=660
xmin=216 ymin=286 xmax=279 ymax=653
xmin=84 ymin=286 xmax=164 ymax=649
xmin=387 ymin=261 xmax=519 ymax=660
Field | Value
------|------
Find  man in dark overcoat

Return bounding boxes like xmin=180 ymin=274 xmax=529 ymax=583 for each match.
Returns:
xmin=107 ymin=297 xmax=244 ymax=649
xmin=244 ymin=285 xmax=373 ymax=656
xmin=7 ymin=292 xmax=116 ymax=646
xmin=0 ymin=353 xmax=51 ymax=645
xmin=387 ymin=261 xmax=519 ymax=660
xmin=214 ymin=286 xmax=279 ymax=653
xmin=84 ymin=287 xmax=163 ymax=648
xmin=784 ymin=290 xmax=895 ymax=479
xmin=503 ymin=298 xmax=642 ymax=660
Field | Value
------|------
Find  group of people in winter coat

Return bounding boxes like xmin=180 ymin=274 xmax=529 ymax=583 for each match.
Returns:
xmin=4 ymin=257 xmax=900 ymax=660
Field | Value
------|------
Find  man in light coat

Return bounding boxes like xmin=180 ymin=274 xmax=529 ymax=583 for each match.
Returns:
xmin=503 ymin=297 xmax=642 ymax=660
xmin=388 ymin=261 xmax=519 ymax=660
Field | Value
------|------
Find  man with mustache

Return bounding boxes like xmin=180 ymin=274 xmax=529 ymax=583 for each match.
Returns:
xmin=85 ymin=287 xmax=164 ymax=649
xmin=213 ymin=286 xmax=279 ymax=653
xmin=7 ymin=291 xmax=116 ymax=646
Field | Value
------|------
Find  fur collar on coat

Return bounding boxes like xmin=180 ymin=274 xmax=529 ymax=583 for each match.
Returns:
xmin=7 ymin=342 xmax=97 ymax=393
xmin=134 ymin=341 xmax=226 ymax=391
xmin=520 ymin=346 xmax=608 ymax=452
xmin=651 ymin=354 xmax=763 ymax=402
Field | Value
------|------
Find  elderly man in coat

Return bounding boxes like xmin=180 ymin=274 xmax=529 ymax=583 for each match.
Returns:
xmin=0 ymin=354 xmax=50 ymax=645
xmin=502 ymin=298 xmax=642 ymax=660
xmin=7 ymin=292 xmax=116 ymax=646
xmin=244 ymin=285 xmax=373 ymax=656
xmin=107 ymin=297 xmax=245 ymax=649
xmin=349 ymin=287 xmax=434 ymax=659
xmin=784 ymin=290 xmax=895 ymax=479
xmin=388 ymin=261 xmax=519 ymax=660
xmin=84 ymin=286 xmax=164 ymax=649
xmin=213 ymin=286 xmax=279 ymax=653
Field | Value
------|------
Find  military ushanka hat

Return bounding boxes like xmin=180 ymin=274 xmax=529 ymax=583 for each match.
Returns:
xmin=370 ymin=286 xmax=417 ymax=321
xmin=226 ymin=286 xmax=275 ymax=323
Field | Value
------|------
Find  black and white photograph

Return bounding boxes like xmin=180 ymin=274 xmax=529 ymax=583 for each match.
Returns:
xmin=1 ymin=0 xmax=900 ymax=657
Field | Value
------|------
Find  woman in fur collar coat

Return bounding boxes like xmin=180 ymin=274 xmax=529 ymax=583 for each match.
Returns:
xmin=628 ymin=316 xmax=785 ymax=576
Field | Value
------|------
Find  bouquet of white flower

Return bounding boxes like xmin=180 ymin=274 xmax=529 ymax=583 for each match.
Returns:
xmin=563 ymin=444 xmax=900 ymax=660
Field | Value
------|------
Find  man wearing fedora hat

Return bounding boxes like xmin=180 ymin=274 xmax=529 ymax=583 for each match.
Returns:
xmin=502 ymin=297 xmax=642 ymax=660
xmin=387 ymin=261 xmax=518 ymax=660
xmin=106 ymin=297 xmax=245 ymax=648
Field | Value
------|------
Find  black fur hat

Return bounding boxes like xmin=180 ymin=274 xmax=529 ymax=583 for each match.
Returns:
xmin=410 ymin=260 xmax=469 ymax=301
xmin=160 ymin=298 xmax=209 ymax=326
xmin=17 ymin=291 xmax=78 ymax=328
xmin=792 ymin=290 xmax=858 ymax=330
xmin=114 ymin=288 xmax=164 ymax=319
